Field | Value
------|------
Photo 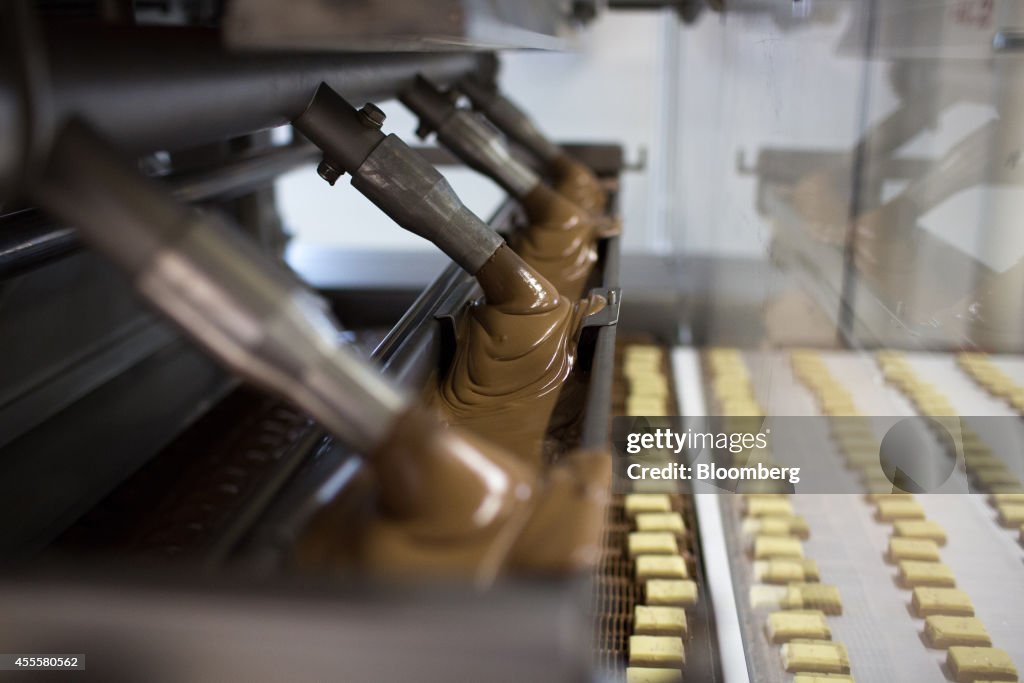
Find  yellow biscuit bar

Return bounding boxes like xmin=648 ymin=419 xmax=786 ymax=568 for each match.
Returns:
xmin=766 ymin=610 xmax=831 ymax=643
xmin=750 ymin=585 xmax=791 ymax=611
xmin=912 ymin=587 xmax=975 ymax=617
xmin=875 ymin=499 xmax=925 ymax=521
xmin=924 ymin=616 xmax=991 ymax=648
xmin=783 ymin=584 xmax=843 ymax=615
xmin=754 ymin=559 xmax=820 ymax=584
xmin=647 ymin=579 xmax=698 ymax=607
xmin=947 ymin=646 xmax=1018 ymax=682
xmin=889 ymin=537 xmax=940 ymax=563
xmin=636 ymin=555 xmax=688 ymax=581
xmin=991 ymin=493 xmax=1024 ymax=504
xmin=635 ymin=512 xmax=687 ymax=536
xmin=898 ymin=561 xmax=956 ymax=588
xmin=625 ymin=494 xmax=672 ymax=516
xmin=634 ymin=605 xmax=687 ymax=637
xmin=627 ymin=397 xmax=669 ymax=417
xmin=629 ymin=635 xmax=685 ymax=668
xmin=625 ymin=667 xmax=683 ymax=683
xmin=629 ymin=532 xmax=679 ymax=557
xmin=989 ymin=483 xmax=1024 ymax=494
xmin=745 ymin=498 xmax=795 ymax=517
xmin=744 ymin=516 xmax=811 ymax=539
xmin=893 ymin=520 xmax=947 ymax=545
xmin=753 ymin=536 xmax=804 ymax=559
xmin=997 ymin=503 xmax=1024 ymax=527
xmin=781 ymin=641 xmax=850 ymax=675
xmin=865 ymin=492 xmax=916 ymax=503
xmin=975 ymin=468 xmax=1020 ymax=487
xmin=792 ymin=676 xmax=855 ymax=683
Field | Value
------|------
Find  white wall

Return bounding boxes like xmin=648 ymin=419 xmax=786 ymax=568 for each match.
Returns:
xmin=276 ymin=11 xmax=667 ymax=255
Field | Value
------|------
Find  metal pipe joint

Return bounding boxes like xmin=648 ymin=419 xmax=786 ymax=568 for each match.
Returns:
xmin=293 ymin=83 xmax=503 ymax=275
xmin=400 ymin=75 xmax=539 ymax=198
xmin=457 ymin=77 xmax=562 ymax=165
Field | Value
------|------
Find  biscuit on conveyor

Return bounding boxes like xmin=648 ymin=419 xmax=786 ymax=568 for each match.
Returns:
xmin=630 ymin=375 xmax=670 ymax=398
xmin=991 ymin=492 xmax=1024 ymax=504
xmin=634 ymin=605 xmax=687 ymax=637
xmin=781 ymin=640 xmax=850 ymax=675
xmin=792 ymin=676 xmax=855 ymax=683
xmin=753 ymin=536 xmax=804 ymax=559
xmin=629 ymin=532 xmax=679 ymax=557
xmin=766 ymin=610 xmax=831 ymax=643
xmin=875 ymin=499 xmax=925 ymax=521
xmin=862 ymin=471 xmax=908 ymax=493
xmin=646 ymin=579 xmax=698 ymax=607
xmin=627 ymin=397 xmax=668 ymax=417
xmin=898 ymin=561 xmax=956 ymax=587
xmin=924 ymin=616 xmax=991 ymax=648
xmin=888 ymin=537 xmax=940 ymax=563
xmin=989 ymin=483 xmax=1024 ymax=494
xmin=625 ymin=494 xmax=672 ymax=516
xmin=754 ymin=558 xmax=821 ymax=584
xmin=625 ymin=667 xmax=683 ymax=683
xmin=744 ymin=497 xmax=795 ymax=517
xmin=893 ymin=520 xmax=947 ymax=545
xmin=912 ymin=587 xmax=975 ymax=617
xmin=743 ymin=515 xmax=811 ymax=539
xmin=635 ymin=512 xmax=686 ymax=535
xmin=782 ymin=584 xmax=843 ymax=615
xmin=635 ymin=555 xmax=688 ymax=581
xmin=629 ymin=635 xmax=685 ymax=668
xmin=997 ymin=503 xmax=1024 ymax=527
xmin=976 ymin=468 xmax=1021 ymax=488
xmin=946 ymin=646 xmax=1018 ymax=682
xmin=865 ymin=492 xmax=916 ymax=503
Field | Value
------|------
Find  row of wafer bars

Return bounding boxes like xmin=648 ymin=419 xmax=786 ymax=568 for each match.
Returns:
xmin=956 ymin=353 xmax=1024 ymax=547
xmin=710 ymin=349 xmax=853 ymax=683
xmin=601 ymin=343 xmax=700 ymax=682
xmin=873 ymin=351 xmax=1018 ymax=682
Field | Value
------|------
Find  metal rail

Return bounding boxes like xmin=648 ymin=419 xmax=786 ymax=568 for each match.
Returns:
xmin=1 ymin=21 xmax=488 ymax=200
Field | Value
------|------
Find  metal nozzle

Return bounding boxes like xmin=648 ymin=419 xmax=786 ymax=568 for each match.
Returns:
xmin=293 ymin=83 xmax=504 ymax=275
xmin=400 ymin=75 xmax=539 ymax=199
xmin=457 ymin=77 xmax=563 ymax=165
xmin=31 ymin=120 xmax=407 ymax=454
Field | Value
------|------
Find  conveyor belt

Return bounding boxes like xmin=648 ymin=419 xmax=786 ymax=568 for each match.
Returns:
xmin=696 ymin=348 xmax=1024 ymax=683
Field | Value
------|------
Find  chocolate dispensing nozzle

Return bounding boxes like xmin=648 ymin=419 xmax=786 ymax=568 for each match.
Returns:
xmin=399 ymin=75 xmax=541 ymax=200
xmin=292 ymin=83 xmax=504 ymax=277
xmin=456 ymin=76 xmax=563 ymax=167
xmin=401 ymin=75 xmax=600 ymax=300
xmin=456 ymin=77 xmax=607 ymax=213
xmin=30 ymin=120 xmax=537 ymax=583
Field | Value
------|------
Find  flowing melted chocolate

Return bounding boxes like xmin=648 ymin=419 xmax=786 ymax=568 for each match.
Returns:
xmin=435 ymin=245 xmax=603 ymax=468
xmin=507 ymin=448 xmax=611 ymax=574
xmin=550 ymin=153 xmax=607 ymax=214
xmin=514 ymin=184 xmax=598 ymax=300
xmin=296 ymin=406 xmax=536 ymax=585
xmin=294 ymin=423 xmax=611 ymax=582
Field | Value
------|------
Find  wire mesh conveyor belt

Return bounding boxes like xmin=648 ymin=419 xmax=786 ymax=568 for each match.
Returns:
xmin=704 ymin=348 xmax=1024 ymax=683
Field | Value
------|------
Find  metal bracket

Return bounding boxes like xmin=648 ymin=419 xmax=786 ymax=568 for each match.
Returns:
xmin=581 ymin=286 xmax=621 ymax=328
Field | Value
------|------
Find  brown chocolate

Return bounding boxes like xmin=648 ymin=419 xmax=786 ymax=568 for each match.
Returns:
xmin=436 ymin=245 xmax=602 ymax=467
xmin=507 ymin=448 xmax=612 ymax=574
xmin=550 ymin=153 xmax=607 ymax=214
xmin=514 ymin=184 xmax=598 ymax=299
xmin=296 ymin=406 xmax=537 ymax=584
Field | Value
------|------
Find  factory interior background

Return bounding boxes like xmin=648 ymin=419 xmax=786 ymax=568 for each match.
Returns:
xmin=2 ymin=1 xmax=1023 ymax=682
